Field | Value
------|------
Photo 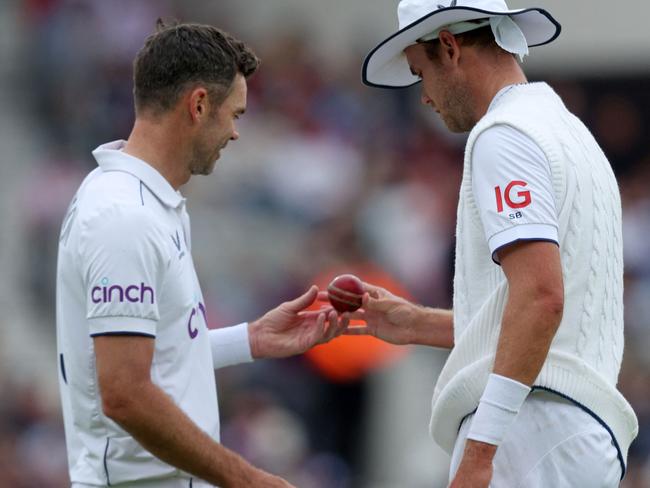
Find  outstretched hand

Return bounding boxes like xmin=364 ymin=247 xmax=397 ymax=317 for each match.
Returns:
xmin=249 ymin=286 xmax=349 ymax=359
xmin=319 ymin=281 xmax=422 ymax=346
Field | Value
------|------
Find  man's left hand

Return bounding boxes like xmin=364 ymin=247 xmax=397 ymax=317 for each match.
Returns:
xmin=249 ymin=286 xmax=349 ymax=359
xmin=449 ymin=440 xmax=496 ymax=488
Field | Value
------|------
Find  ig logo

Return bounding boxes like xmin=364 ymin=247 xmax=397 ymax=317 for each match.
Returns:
xmin=494 ymin=180 xmax=532 ymax=213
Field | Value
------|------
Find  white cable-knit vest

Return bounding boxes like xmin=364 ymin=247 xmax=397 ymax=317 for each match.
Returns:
xmin=429 ymin=83 xmax=638 ymax=465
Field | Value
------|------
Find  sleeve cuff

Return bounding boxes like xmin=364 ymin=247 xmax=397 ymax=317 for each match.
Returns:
xmin=488 ymin=223 xmax=559 ymax=264
xmin=209 ymin=323 xmax=253 ymax=370
xmin=88 ymin=316 xmax=157 ymax=337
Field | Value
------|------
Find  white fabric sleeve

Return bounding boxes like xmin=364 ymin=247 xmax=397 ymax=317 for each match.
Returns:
xmin=209 ymin=323 xmax=253 ymax=369
xmin=80 ymin=205 xmax=168 ymax=337
xmin=472 ymin=125 xmax=559 ymax=263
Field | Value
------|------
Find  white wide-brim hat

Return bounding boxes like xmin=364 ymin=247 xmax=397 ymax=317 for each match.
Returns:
xmin=363 ymin=0 xmax=561 ymax=88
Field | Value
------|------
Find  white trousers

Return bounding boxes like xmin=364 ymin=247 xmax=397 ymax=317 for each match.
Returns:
xmin=449 ymin=390 xmax=622 ymax=487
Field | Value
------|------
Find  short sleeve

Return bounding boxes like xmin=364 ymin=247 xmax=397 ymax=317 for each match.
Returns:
xmin=80 ymin=206 xmax=169 ymax=337
xmin=472 ymin=125 xmax=559 ymax=263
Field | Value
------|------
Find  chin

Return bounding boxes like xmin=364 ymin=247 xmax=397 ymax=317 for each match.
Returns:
xmin=190 ymin=161 xmax=217 ymax=176
xmin=442 ymin=116 xmax=473 ymax=134
xmin=446 ymin=124 xmax=469 ymax=134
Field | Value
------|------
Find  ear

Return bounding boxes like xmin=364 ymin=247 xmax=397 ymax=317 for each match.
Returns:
xmin=188 ymin=87 xmax=210 ymax=123
xmin=437 ymin=30 xmax=461 ymax=66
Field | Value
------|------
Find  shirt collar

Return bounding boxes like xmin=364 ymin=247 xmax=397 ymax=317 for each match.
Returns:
xmin=487 ymin=82 xmax=551 ymax=113
xmin=487 ymin=84 xmax=519 ymax=113
xmin=92 ymin=140 xmax=185 ymax=209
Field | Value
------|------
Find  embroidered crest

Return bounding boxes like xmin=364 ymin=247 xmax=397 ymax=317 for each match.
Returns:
xmin=171 ymin=230 xmax=181 ymax=251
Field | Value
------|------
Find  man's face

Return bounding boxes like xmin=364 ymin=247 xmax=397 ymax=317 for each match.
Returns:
xmin=404 ymin=42 xmax=475 ymax=133
xmin=190 ymin=74 xmax=247 ymax=176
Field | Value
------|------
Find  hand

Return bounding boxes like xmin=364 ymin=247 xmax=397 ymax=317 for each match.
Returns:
xmin=249 ymin=286 xmax=349 ymax=359
xmin=448 ymin=440 xmax=496 ymax=488
xmin=334 ymin=282 xmax=422 ymax=345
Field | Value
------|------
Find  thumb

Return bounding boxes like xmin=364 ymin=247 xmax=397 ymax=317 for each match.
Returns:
xmin=361 ymin=281 xmax=384 ymax=299
xmin=362 ymin=292 xmax=379 ymax=311
xmin=284 ymin=285 xmax=318 ymax=312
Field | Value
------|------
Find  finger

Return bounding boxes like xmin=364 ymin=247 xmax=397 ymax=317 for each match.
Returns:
xmin=334 ymin=312 xmax=350 ymax=336
xmin=330 ymin=310 xmax=349 ymax=338
xmin=305 ymin=311 xmax=327 ymax=349
xmin=317 ymin=311 xmax=333 ymax=343
xmin=347 ymin=309 xmax=366 ymax=321
xmin=362 ymin=292 xmax=379 ymax=311
xmin=298 ymin=307 xmax=334 ymax=318
xmin=316 ymin=290 xmax=330 ymax=302
xmin=319 ymin=310 xmax=340 ymax=342
xmin=315 ymin=311 xmax=326 ymax=341
xmin=284 ymin=285 xmax=319 ymax=312
xmin=343 ymin=326 xmax=371 ymax=336
xmin=326 ymin=310 xmax=339 ymax=341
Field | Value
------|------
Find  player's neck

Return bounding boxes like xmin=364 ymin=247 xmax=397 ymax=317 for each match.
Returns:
xmin=123 ymin=117 xmax=191 ymax=190
xmin=473 ymin=58 xmax=528 ymax=122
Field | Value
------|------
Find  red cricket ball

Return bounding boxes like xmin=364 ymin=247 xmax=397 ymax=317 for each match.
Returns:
xmin=327 ymin=274 xmax=364 ymax=313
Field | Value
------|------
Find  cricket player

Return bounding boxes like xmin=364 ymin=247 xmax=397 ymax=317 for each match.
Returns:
xmin=56 ymin=21 xmax=348 ymax=488
xmin=347 ymin=0 xmax=639 ymax=486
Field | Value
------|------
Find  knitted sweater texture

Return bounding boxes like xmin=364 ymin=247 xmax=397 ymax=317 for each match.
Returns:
xmin=429 ymin=83 xmax=638 ymax=464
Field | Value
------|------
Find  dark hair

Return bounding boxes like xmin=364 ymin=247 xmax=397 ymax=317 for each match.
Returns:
xmin=133 ymin=19 xmax=260 ymax=115
xmin=422 ymin=24 xmax=501 ymax=62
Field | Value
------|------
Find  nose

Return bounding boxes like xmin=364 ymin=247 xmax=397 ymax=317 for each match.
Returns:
xmin=231 ymin=130 xmax=239 ymax=141
xmin=421 ymin=91 xmax=432 ymax=106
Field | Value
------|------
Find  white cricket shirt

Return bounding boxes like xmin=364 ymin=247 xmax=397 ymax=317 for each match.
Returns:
xmin=56 ymin=140 xmax=252 ymax=486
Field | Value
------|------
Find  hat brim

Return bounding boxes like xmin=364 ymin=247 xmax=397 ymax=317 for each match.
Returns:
xmin=362 ymin=6 xmax=561 ymax=89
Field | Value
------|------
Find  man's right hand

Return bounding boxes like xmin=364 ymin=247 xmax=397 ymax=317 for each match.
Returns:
xmin=324 ymin=281 xmax=454 ymax=349
xmin=342 ymin=282 xmax=421 ymax=345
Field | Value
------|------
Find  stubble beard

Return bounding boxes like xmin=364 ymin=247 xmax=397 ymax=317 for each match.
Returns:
xmin=441 ymin=83 xmax=477 ymax=134
xmin=189 ymin=159 xmax=216 ymax=176
xmin=189 ymin=141 xmax=218 ymax=176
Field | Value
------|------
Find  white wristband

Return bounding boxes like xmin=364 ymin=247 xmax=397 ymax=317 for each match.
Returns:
xmin=208 ymin=323 xmax=253 ymax=370
xmin=466 ymin=373 xmax=531 ymax=446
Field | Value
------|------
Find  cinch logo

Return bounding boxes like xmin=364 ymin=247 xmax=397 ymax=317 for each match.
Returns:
xmin=495 ymin=180 xmax=532 ymax=213
xmin=187 ymin=302 xmax=206 ymax=339
xmin=91 ymin=278 xmax=155 ymax=304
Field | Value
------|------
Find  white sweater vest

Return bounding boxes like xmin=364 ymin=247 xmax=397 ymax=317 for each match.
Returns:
xmin=429 ymin=83 xmax=638 ymax=465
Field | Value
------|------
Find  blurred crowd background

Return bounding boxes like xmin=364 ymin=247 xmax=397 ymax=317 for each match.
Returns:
xmin=1 ymin=0 xmax=649 ymax=486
